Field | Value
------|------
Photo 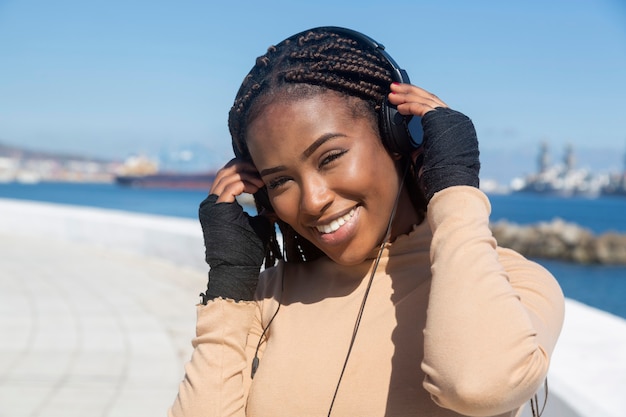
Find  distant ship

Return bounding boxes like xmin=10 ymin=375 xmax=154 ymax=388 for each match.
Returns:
xmin=114 ymin=172 xmax=216 ymax=190
xmin=114 ymin=155 xmax=215 ymax=190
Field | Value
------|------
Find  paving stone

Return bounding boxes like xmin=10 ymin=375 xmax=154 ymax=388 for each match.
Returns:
xmin=0 ymin=233 xmax=205 ymax=417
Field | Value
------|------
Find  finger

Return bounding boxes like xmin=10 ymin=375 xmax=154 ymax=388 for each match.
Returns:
xmin=211 ymin=170 xmax=264 ymax=198
xmin=210 ymin=161 xmax=265 ymax=201
xmin=221 ymin=158 xmax=263 ymax=179
xmin=388 ymin=89 xmax=447 ymax=111
xmin=390 ymin=83 xmax=447 ymax=106
xmin=215 ymin=178 xmax=264 ymax=203
xmin=388 ymin=83 xmax=448 ymax=116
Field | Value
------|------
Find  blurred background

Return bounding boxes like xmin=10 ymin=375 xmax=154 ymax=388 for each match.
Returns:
xmin=1 ymin=0 xmax=625 ymax=183
xmin=1 ymin=1 xmax=625 ymax=416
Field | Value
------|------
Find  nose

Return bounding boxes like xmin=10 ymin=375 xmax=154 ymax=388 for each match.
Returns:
xmin=299 ymin=174 xmax=333 ymax=216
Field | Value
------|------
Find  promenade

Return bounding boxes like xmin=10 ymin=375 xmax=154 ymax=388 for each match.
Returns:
xmin=1 ymin=198 xmax=625 ymax=417
xmin=0 ymin=231 xmax=205 ymax=416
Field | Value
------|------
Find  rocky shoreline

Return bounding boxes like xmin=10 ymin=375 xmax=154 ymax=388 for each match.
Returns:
xmin=491 ymin=218 xmax=626 ymax=265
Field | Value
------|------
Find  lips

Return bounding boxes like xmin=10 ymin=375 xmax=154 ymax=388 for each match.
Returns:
xmin=315 ymin=208 xmax=356 ymax=234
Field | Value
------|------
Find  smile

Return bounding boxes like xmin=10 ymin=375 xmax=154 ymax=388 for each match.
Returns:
xmin=315 ymin=209 xmax=356 ymax=234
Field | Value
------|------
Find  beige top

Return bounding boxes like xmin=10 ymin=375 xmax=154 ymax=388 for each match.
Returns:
xmin=169 ymin=186 xmax=565 ymax=417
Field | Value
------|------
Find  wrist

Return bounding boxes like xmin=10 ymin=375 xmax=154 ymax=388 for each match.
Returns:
xmin=202 ymin=264 xmax=260 ymax=303
xmin=420 ymin=108 xmax=480 ymax=201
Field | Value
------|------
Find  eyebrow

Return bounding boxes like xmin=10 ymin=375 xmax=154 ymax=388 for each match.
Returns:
xmin=301 ymin=133 xmax=344 ymax=160
xmin=259 ymin=133 xmax=345 ymax=178
xmin=259 ymin=165 xmax=288 ymax=178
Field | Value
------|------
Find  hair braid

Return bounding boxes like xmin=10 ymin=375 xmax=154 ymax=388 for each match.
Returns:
xmin=229 ymin=29 xmax=394 ymax=159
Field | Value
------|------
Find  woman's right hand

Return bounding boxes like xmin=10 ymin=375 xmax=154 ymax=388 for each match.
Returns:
xmin=210 ymin=158 xmax=266 ymax=203
xmin=198 ymin=158 xmax=273 ymax=304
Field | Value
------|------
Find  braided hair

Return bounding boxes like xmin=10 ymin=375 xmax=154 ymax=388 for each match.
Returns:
xmin=228 ymin=27 xmax=426 ymax=264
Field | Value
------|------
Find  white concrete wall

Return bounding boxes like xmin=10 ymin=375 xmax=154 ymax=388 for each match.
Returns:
xmin=1 ymin=197 xmax=624 ymax=417
xmin=547 ymin=299 xmax=626 ymax=417
xmin=0 ymin=197 xmax=206 ymax=272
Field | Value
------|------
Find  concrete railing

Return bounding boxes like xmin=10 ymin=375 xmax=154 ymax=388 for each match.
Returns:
xmin=1 ymin=197 xmax=624 ymax=417
xmin=0 ymin=197 xmax=206 ymax=272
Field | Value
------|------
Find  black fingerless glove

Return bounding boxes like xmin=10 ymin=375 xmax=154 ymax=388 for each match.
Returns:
xmin=198 ymin=194 xmax=272 ymax=303
xmin=420 ymin=107 xmax=480 ymax=202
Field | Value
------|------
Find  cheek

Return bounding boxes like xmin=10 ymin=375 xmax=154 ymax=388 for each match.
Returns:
xmin=351 ymin=148 xmax=401 ymax=197
xmin=268 ymin=189 xmax=300 ymax=223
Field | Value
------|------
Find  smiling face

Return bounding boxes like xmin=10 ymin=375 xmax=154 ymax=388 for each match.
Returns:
xmin=245 ymin=90 xmax=419 ymax=266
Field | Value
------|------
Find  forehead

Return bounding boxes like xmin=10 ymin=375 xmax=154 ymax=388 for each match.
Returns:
xmin=246 ymin=93 xmax=348 ymax=149
xmin=249 ymin=85 xmax=372 ymax=121
xmin=244 ymin=91 xmax=379 ymax=163
xmin=246 ymin=88 xmax=377 ymax=140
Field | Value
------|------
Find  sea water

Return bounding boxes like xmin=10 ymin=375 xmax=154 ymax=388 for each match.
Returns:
xmin=1 ymin=182 xmax=625 ymax=318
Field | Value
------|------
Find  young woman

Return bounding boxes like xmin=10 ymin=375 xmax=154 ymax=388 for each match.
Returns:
xmin=169 ymin=27 xmax=564 ymax=417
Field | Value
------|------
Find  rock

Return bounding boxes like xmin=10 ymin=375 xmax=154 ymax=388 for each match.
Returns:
xmin=490 ymin=218 xmax=626 ymax=265
xmin=594 ymin=233 xmax=626 ymax=264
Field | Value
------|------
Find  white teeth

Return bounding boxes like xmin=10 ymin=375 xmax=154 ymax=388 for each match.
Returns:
xmin=316 ymin=209 xmax=355 ymax=234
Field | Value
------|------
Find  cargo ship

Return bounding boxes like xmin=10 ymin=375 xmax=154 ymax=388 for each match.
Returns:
xmin=114 ymin=172 xmax=216 ymax=190
xmin=114 ymin=155 xmax=216 ymax=190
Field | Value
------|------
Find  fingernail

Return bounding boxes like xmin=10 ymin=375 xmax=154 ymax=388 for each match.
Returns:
xmin=392 ymin=82 xmax=400 ymax=86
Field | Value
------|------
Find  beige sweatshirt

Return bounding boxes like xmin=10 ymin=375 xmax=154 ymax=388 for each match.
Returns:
xmin=169 ymin=186 xmax=565 ymax=417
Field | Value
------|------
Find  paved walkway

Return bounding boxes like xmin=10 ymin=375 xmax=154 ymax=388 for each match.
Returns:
xmin=0 ymin=233 xmax=206 ymax=417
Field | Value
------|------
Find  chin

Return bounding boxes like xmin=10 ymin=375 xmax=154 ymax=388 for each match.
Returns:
xmin=323 ymin=247 xmax=373 ymax=267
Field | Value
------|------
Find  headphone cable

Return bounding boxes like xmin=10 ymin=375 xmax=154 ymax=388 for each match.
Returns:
xmin=251 ymin=248 xmax=286 ymax=379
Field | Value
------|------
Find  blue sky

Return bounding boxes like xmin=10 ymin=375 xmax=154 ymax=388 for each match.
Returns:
xmin=1 ymin=0 xmax=625 ymax=178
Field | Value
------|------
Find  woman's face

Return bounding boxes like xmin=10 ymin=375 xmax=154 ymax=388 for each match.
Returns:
xmin=246 ymin=91 xmax=419 ymax=266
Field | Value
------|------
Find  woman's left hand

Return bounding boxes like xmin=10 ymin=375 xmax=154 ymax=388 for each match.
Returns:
xmin=388 ymin=83 xmax=480 ymax=203
xmin=387 ymin=83 xmax=448 ymax=117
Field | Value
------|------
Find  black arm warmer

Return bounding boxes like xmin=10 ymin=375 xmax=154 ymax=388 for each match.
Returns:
xmin=198 ymin=194 xmax=271 ymax=303
xmin=420 ymin=107 xmax=480 ymax=202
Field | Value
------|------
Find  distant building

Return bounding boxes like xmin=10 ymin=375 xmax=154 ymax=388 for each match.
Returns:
xmin=602 ymin=144 xmax=626 ymax=196
xmin=0 ymin=142 xmax=118 ymax=183
xmin=510 ymin=143 xmax=609 ymax=197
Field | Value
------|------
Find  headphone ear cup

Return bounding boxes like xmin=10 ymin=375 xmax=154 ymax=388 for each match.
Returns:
xmin=380 ymin=98 xmax=423 ymax=155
